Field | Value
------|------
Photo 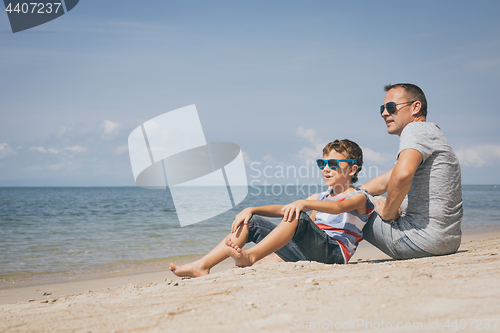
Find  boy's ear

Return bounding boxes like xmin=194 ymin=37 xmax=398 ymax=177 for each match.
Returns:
xmin=349 ymin=165 xmax=358 ymax=177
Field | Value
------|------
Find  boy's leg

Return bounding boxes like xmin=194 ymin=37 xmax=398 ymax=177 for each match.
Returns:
xmin=246 ymin=215 xmax=307 ymax=262
xmin=169 ymin=224 xmax=250 ymax=277
xmin=258 ymin=253 xmax=284 ymax=264
xmin=227 ymin=212 xmax=345 ymax=266
xmin=225 ymin=217 xmax=299 ymax=267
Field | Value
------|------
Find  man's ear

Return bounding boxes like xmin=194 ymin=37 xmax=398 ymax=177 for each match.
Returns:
xmin=411 ymin=101 xmax=422 ymax=117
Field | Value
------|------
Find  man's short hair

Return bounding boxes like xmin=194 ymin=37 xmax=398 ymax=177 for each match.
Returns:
xmin=384 ymin=83 xmax=427 ymax=118
xmin=323 ymin=139 xmax=363 ymax=184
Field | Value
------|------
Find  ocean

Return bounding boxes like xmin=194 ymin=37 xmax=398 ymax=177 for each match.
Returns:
xmin=0 ymin=185 xmax=499 ymax=284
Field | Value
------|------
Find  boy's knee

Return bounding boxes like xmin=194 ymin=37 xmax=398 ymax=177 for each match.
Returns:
xmin=247 ymin=214 xmax=257 ymax=227
xmin=247 ymin=214 xmax=265 ymax=235
xmin=292 ymin=212 xmax=310 ymax=239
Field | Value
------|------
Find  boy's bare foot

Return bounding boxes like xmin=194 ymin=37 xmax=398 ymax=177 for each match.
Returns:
xmin=224 ymin=238 xmax=255 ymax=267
xmin=169 ymin=261 xmax=209 ymax=278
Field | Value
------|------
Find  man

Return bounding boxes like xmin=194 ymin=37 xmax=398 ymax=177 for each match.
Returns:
xmin=361 ymin=83 xmax=463 ymax=259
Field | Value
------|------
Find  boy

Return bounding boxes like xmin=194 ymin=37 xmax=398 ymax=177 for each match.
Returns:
xmin=170 ymin=139 xmax=373 ymax=277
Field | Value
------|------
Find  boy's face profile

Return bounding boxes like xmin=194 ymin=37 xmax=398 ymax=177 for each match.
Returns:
xmin=321 ymin=149 xmax=357 ymax=188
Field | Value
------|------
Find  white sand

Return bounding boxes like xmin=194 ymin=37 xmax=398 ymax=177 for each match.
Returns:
xmin=1 ymin=232 xmax=499 ymax=332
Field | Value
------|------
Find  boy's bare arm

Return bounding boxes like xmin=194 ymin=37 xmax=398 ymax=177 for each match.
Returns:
xmin=305 ymin=193 xmax=320 ymax=222
xmin=231 ymin=205 xmax=284 ymax=233
xmin=360 ymin=169 xmax=393 ymax=196
xmin=281 ymin=193 xmax=367 ymax=222
xmin=305 ymin=193 xmax=320 ymax=201
xmin=251 ymin=205 xmax=286 ymax=217
xmin=231 ymin=193 xmax=321 ymax=232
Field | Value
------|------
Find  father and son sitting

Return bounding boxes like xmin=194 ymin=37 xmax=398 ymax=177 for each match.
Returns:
xmin=170 ymin=83 xmax=463 ymax=277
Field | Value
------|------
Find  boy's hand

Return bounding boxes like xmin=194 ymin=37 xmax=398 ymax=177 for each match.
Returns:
xmin=281 ymin=200 xmax=305 ymax=222
xmin=231 ymin=208 xmax=254 ymax=233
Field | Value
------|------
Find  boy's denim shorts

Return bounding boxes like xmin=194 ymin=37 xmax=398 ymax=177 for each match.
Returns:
xmin=246 ymin=212 xmax=345 ymax=265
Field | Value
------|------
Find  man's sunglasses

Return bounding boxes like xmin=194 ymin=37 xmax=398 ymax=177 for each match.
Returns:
xmin=380 ymin=101 xmax=416 ymax=115
xmin=316 ymin=159 xmax=357 ymax=170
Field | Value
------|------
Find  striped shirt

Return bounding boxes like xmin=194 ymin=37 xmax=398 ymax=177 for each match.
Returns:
xmin=314 ymin=189 xmax=374 ymax=263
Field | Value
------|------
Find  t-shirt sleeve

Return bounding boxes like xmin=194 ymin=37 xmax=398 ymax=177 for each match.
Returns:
xmin=398 ymin=123 xmax=435 ymax=163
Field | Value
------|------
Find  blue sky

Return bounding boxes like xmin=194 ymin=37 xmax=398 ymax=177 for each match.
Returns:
xmin=1 ymin=0 xmax=499 ymax=186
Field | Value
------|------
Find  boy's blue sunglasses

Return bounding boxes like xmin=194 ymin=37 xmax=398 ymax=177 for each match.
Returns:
xmin=316 ymin=159 xmax=357 ymax=170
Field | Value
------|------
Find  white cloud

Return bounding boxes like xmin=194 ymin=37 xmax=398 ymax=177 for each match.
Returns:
xmin=455 ymin=144 xmax=500 ymax=167
xmin=30 ymin=146 xmax=50 ymax=153
xmin=30 ymin=146 xmax=87 ymax=154
xmin=296 ymin=126 xmax=316 ymax=142
xmin=361 ymin=147 xmax=391 ymax=164
xmin=102 ymin=120 xmax=121 ymax=138
xmin=49 ymin=161 xmax=69 ymax=171
xmin=0 ymin=143 xmax=16 ymax=159
xmin=296 ymin=126 xmax=326 ymax=162
xmin=262 ymin=153 xmax=285 ymax=166
xmin=295 ymin=127 xmax=390 ymax=166
xmin=297 ymin=147 xmax=321 ymax=163
xmin=64 ymin=146 xmax=87 ymax=153
xmin=241 ymin=150 xmax=253 ymax=166
xmin=296 ymin=126 xmax=325 ymax=147
xmin=56 ymin=126 xmax=73 ymax=137
xmin=48 ymin=148 xmax=60 ymax=154
xmin=114 ymin=145 xmax=129 ymax=155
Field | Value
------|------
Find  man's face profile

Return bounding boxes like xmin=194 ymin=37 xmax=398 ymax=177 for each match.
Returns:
xmin=381 ymin=87 xmax=415 ymax=136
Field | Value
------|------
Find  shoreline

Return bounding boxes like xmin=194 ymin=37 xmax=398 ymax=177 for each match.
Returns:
xmin=2 ymin=230 xmax=500 ymax=306
xmin=0 ymin=253 xmax=206 ymax=288
xmin=3 ymin=227 xmax=498 ymax=289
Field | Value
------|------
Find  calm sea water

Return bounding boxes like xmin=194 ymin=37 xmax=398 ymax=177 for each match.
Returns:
xmin=0 ymin=185 xmax=499 ymax=283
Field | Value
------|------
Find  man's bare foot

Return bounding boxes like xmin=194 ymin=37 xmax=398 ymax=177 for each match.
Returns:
xmin=258 ymin=252 xmax=285 ymax=264
xmin=224 ymin=238 xmax=255 ymax=267
xmin=169 ymin=261 xmax=209 ymax=278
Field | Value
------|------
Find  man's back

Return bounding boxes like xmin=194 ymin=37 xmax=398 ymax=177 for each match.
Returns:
xmin=398 ymin=122 xmax=463 ymax=254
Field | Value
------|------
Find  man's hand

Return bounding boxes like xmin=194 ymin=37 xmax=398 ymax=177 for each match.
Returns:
xmin=281 ymin=200 xmax=306 ymax=222
xmin=373 ymin=197 xmax=402 ymax=221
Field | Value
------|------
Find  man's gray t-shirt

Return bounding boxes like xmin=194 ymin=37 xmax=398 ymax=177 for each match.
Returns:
xmin=397 ymin=122 xmax=463 ymax=255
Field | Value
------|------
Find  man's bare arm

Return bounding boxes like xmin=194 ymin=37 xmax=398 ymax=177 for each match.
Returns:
xmin=360 ymin=169 xmax=393 ymax=196
xmin=378 ymin=148 xmax=422 ymax=220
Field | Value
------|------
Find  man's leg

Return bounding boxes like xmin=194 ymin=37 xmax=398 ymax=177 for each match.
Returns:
xmin=363 ymin=213 xmax=435 ymax=260
xmin=362 ymin=213 xmax=400 ymax=258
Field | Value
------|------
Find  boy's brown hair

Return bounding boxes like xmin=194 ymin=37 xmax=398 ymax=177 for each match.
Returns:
xmin=322 ymin=139 xmax=363 ymax=183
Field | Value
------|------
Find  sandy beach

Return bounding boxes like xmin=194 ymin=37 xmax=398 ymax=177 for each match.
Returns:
xmin=1 ymin=232 xmax=499 ymax=332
